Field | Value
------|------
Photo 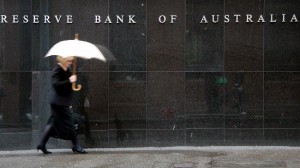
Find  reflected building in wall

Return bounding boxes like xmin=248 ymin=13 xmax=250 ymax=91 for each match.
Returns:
xmin=0 ymin=0 xmax=300 ymax=150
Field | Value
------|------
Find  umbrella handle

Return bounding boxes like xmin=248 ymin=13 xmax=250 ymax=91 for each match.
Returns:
xmin=72 ymin=83 xmax=82 ymax=91
xmin=72 ymin=55 xmax=82 ymax=91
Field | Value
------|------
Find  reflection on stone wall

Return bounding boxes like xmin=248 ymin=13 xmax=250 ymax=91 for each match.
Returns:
xmin=0 ymin=0 xmax=300 ymax=149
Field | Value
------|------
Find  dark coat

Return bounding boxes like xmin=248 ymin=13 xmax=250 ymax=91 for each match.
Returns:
xmin=47 ymin=64 xmax=77 ymax=140
xmin=49 ymin=65 xmax=74 ymax=106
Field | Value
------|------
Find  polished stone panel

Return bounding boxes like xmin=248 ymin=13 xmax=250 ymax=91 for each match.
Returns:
xmin=265 ymin=129 xmax=300 ymax=146
xmin=225 ymin=0 xmax=263 ymax=71
xmin=0 ymin=0 xmax=32 ymax=72
xmin=186 ymin=0 xmax=224 ymax=71
xmin=109 ymin=0 xmax=146 ymax=71
xmin=109 ymin=130 xmax=146 ymax=147
xmin=74 ymin=72 xmax=109 ymax=130
xmin=264 ymin=72 xmax=300 ymax=128
xmin=186 ymin=72 xmax=225 ymax=115
xmin=0 ymin=72 xmax=32 ymax=126
xmin=0 ymin=132 xmax=32 ymax=150
xmin=185 ymin=72 xmax=226 ymax=128
xmin=89 ymin=130 xmax=109 ymax=147
xmin=224 ymin=72 xmax=263 ymax=128
xmin=147 ymin=0 xmax=185 ymax=71
xmin=186 ymin=115 xmax=224 ymax=128
xmin=264 ymin=0 xmax=300 ymax=71
xmin=31 ymin=0 xmax=46 ymax=71
xmin=147 ymin=72 xmax=185 ymax=129
xmin=186 ymin=129 xmax=224 ymax=146
xmin=225 ymin=129 xmax=264 ymax=145
xmin=109 ymin=72 xmax=146 ymax=129
xmin=147 ymin=130 xmax=185 ymax=146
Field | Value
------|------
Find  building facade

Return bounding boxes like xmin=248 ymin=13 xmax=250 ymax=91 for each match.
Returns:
xmin=0 ymin=0 xmax=300 ymax=150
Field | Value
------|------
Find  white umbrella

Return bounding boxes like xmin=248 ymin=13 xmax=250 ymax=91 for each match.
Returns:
xmin=45 ymin=33 xmax=107 ymax=91
xmin=94 ymin=44 xmax=116 ymax=62
xmin=45 ymin=40 xmax=106 ymax=61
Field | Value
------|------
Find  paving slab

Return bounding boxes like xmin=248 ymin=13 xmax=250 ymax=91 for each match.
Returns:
xmin=212 ymin=160 xmax=285 ymax=168
xmin=0 ymin=146 xmax=299 ymax=168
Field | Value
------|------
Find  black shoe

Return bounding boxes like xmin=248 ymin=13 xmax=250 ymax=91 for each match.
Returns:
xmin=72 ymin=146 xmax=87 ymax=154
xmin=37 ymin=145 xmax=52 ymax=154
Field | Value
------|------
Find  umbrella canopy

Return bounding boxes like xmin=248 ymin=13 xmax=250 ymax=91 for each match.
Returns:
xmin=94 ymin=44 xmax=116 ymax=62
xmin=45 ymin=34 xmax=107 ymax=91
xmin=45 ymin=39 xmax=106 ymax=62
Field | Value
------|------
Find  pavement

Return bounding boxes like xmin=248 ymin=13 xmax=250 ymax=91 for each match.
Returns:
xmin=0 ymin=146 xmax=299 ymax=168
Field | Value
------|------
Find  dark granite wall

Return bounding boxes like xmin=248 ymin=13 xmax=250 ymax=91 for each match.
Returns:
xmin=0 ymin=0 xmax=299 ymax=150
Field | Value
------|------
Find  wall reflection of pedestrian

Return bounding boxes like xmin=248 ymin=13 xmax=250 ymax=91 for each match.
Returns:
xmin=227 ymin=74 xmax=244 ymax=114
xmin=205 ymin=73 xmax=220 ymax=113
xmin=0 ymin=86 xmax=5 ymax=120
xmin=37 ymin=56 xmax=87 ymax=154
xmin=115 ymin=113 xmax=133 ymax=146
xmin=73 ymin=73 xmax=94 ymax=146
xmin=0 ymin=87 xmax=4 ymax=103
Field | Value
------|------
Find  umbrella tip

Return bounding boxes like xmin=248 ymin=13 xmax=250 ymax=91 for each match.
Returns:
xmin=75 ymin=33 xmax=79 ymax=40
